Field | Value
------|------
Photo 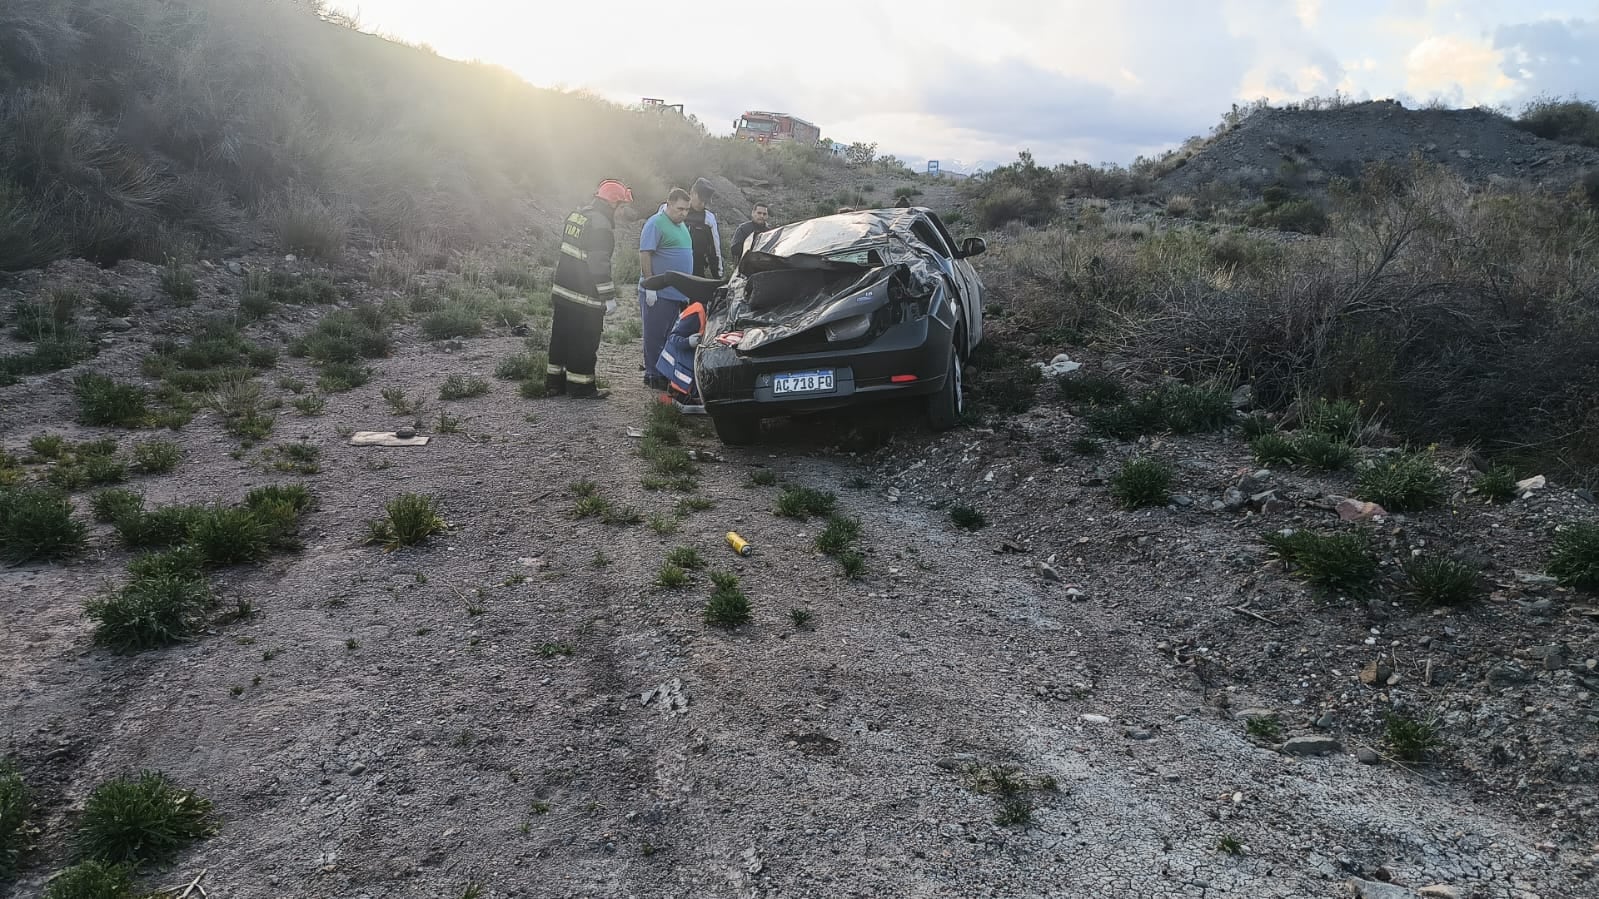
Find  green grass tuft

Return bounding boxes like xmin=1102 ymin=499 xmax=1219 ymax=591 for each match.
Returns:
xmin=77 ymin=771 xmax=215 ymax=865
xmin=1357 ymin=452 xmax=1445 ymax=512
xmin=1293 ymin=433 xmax=1355 ymax=471
xmin=748 ymin=469 xmax=779 ymax=487
xmin=1472 ymin=466 xmax=1518 ymax=503
xmin=0 ymin=761 xmax=30 ymax=880
xmin=815 ymin=514 xmax=863 ymax=554
xmin=1403 ymin=556 xmax=1480 ymax=606
xmin=1250 ymin=433 xmax=1298 ymax=468
xmin=438 ymin=374 xmax=490 ymax=400
xmin=1161 ymin=383 xmax=1234 ymax=434
xmin=655 ymin=563 xmax=690 ymax=589
xmin=91 ymin=488 xmax=144 ymax=524
xmin=1263 ymin=530 xmax=1378 ymax=591
xmin=666 ymin=546 xmax=705 ymax=569
xmin=0 ymin=486 xmax=89 ymax=564
xmin=367 ymin=493 xmax=447 ymax=549
xmin=774 ymin=486 xmax=836 ymax=519
xmin=1384 ymin=712 xmax=1440 ymax=764
xmin=1549 ymin=522 xmax=1599 ymax=592
xmin=948 ymin=504 xmax=987 ymax=530
xmin=74 ymin=375 xmax=148 ymax=427
xmin=85 ymin=572 xmax=213 ymax=652
xmin=1057 ymin=373 xmax=1126 ymax=406
xmin=494 ymin=352 xmax=542 ymax=381
xmin=42 ymin=860 xmax=135 ymax=899
xmin=130 ymin=440 xmax=182 ymax=474
xmin=705 ymin=571 xmax=752 ymax=627
xmin=1300 ymin=397 xmax=1363 ymax=443
xmin=1245 ymin=715 xmax=1283 ymax=743
xmin=113 ymin=504 xmax=204 ymax=549
xmin=1109 ymin=458 xmax=1173 ymax=509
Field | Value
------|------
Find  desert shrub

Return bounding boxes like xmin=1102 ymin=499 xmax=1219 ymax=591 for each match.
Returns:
xmin=266 ymin=189 xmax=347 ymax=258
xmin=1247 ymin=196 xmax=1328 ymax=235
xmin=12 ymin=290 xmax=78 ymax=340
xmin=1263 ymin=530 xmax=1377 ymax=591
xmin=1087 ymin=392 xmax=1166 ymax=440
xmin=1384 ymin=712 xmax=1440 ymax=764
xmin=42 ymin=861 xmax=135 ymax=899
xmin=291 ymin=394 xmax=326 ymax=416
xmin=705 ymin=571 xmax=752 ymax=627
xmin=666 ymin=546 xmax=705 ymax=570
xmin=189 ymin=507 xmax=270 ymax=566
xmin=0 ymin=761 xmax=29 ymax=879
xmin=948 ymin=504 xmax=987 ymax=530
xmin=1403 ymin=556 xmax=1480 ymax=606
xmin=1057 ymin=372 xmax=1126 ymax=407
xmin=1293 ymin=433 xmax=1355 ymax=470
xmin=293 ymin=308 xmax=390 ymax=362
xmin=1472 ymin=467 xmax=1518 ymax=502
xmin=86 ymin=572 xmax=212 ymax=652
xmin=976 ymin=185 xmax=1037 ymax=229
xmin=1300 ymin=398 xmax=1363 ymax=443
xmin=131 ymin=440 xmax=182 ymax=473
xmin=126 ymin=546 xmax=204 ymax=582
xmin=421 ymin=304 xmax=482 ymax=340
xmin=91 ymin=488 xmax=144 ymax=523
xmin=775 ymin=486 xmax=836 ymax=519
xmin=1549 ymin=523 xmax=1599 ymax=592
xmin=439 ymin=374 xmax=490 ymax=400
xmin=1515 ymin=97 xmax=1599 ymax=149
xmin=74 ymin=375 xmax=147 ymax=427
xmin=655 ymin=563 xmax=689 ymax=589
xmin=77 ymin=772 xmax=214 ymax=865
xmin=815 ymin=514 xmax=863 ymax=554
xmin=0 ymin=486 xmax=88 ymax=563
xmin=1356 ymin=453 xmax=1444 ymax=512
xmin=160 ymin=259 xmax=198 ymax=305
xmin=316 ymin=362 xmax=370 ymax=393
xmin=1251 ymin=433 xmax=1299 ymax=467
xmin=368 ymin=493 xmax=447 ymax=549
xmin=1161 ymin=383 xmax=1233 ymax=433
xmin=113 ymin=505 xmax=203 ymax=549
xmin=495 ymin=352 xmax=542 ymax=381
xmin=1109 ymin=458 xmax=1173 ymax=509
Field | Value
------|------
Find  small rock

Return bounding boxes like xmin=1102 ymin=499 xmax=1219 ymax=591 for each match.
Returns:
xmin=1221 ymin=488 xmax=1249 ymax=512
xmin=1282 ymin=735 xmax=1341 ymax=756
xmin=1337 ymin=498 xmax=1387 ymax=522
xmin=1230 ymin=384 xmax=1255 ymax=409
xmin=1486 ymin=663 xmax=1531 ymax=688
xmin=105 ymin=317 xmax=133 ymax=332
xmin=1064 ymin=587 xmax=1087 ymax=600
xmin=1080 ymin=714 xmax=1112 ymax=725
xmin=1515 ymin=474 xmax=1547 ymax=497
xmin=1359 ymin=660 xmax=1391 ymax=686
xmin=224 ymin=260 xmax=245 ymax=276
xmin=1124 ymin=728 xmax=1154 ymax=741
xmin=1172 ymin=495 xmax=1194 ymax=508
xmin=1234 ymin=707 xmax=1276 ymax=720
xmin=1357 ymin=747 xmax=1380 ymax=765
xmin=1348 ymin=876 xmax=1418 ymax=899
xmin=348 ymin=763 xmax=367 ymax=776
xmin=1037 ymin=561 xmax=1062 ymax=582
xmin=1419 ymin=886 xmax=1464 ymax=899
xmin=1315 ymin=712 xmax=1337 ymax=730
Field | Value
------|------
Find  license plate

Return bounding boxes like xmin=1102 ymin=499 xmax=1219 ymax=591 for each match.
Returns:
xmin=772 ymin=370 xmax=836 ymax=396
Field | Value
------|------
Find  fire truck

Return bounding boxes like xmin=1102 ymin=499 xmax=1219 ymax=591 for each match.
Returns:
xmin=733 ymin=111 xmax=821 ymax=146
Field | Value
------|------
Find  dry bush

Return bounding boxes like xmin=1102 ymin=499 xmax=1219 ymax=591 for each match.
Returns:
xmin=266 ymin=188 xmax=348 ymax=259
xmin=990 ymin=159 xmax=1599 ymax=477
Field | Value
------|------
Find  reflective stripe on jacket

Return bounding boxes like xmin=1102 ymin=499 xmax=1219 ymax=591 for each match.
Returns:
xmin=655 ymin=302 xmax=708 ymax=396
xmin=551 ymin=202 xmax=616 ymax=308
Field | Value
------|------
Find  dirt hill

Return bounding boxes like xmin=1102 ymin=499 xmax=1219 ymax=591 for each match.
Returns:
xmin=1160 ymin=100 xmax=1599 ymax=195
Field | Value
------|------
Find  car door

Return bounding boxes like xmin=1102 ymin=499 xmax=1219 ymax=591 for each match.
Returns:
xmin=922 ymin=213 xmax=982 ymax=351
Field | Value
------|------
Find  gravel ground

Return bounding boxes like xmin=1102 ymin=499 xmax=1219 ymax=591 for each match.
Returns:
xmin=3 ymin=254 xmax=1596 ymax=899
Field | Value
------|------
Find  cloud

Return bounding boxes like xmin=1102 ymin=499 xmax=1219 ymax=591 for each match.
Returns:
xmin=1406 ymin=34 xmax=1515 ymax=98
xmin=1493 ymin=18 xmax=1599 ymax=100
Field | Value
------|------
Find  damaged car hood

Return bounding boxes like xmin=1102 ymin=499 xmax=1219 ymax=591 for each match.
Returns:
xmin=717 ymin=210 xmax=943 ymax=352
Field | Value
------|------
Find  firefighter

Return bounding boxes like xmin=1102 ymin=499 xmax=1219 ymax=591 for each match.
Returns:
xmin=546 ymin=179 xmax=632 ymax=398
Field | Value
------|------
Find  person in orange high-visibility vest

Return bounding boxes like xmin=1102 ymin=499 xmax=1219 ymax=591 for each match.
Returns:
xmin=654 ymin=301 xmax=708 ymax=405
xmin=546 ymin=179 xmax=631 ymax=398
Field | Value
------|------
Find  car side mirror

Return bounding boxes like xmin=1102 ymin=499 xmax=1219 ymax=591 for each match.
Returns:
xmin=957 ymin=237 xmax=987 ymax=259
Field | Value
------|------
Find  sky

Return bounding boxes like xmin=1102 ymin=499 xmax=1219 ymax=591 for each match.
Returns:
xmin=326 ymin=0 xmax=1597 ymax=173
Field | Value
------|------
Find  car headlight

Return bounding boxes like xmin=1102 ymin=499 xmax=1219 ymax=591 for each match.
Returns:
xmin=825 ymin=314 xmax=872 ymax=342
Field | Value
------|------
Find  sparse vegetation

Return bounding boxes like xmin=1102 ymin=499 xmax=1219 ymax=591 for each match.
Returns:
xmin=439 ymin=374 xmax=490 ymax=400
xmin=0 ymin=762 xmax=30 ymax=879
xmin=1472 ymin=467 xmax=1519 ymax=503
xmin=130 ymin=440 xmax=182 ymax=474
xmin=292 ymin=394 xmax=328 ymax=416
xmin=1057 ymin=373 xmax=1126 ymax=407
xmin=705 ymin=571 xmax=752 ymax=627
xmin=1549 ymin=523 xmax=1599 ymax=592
xmin=1293 ymin=433 xmax=1356 ymax=471
xmin=748 ymin=469 xmax=779 ymax=487
xmin=189 ymin=507 xmax=271 ymax=566
xmin=1245 ymin=715 xmax=1283 ymax=743
xmin=1109 ymin=458 xmax=1173 ymax=509
xmin=655 ymin=563 xmax=690 ymax=589
xmin=1216 ymin=834 xmax=1245 ymax=856
xmin=86 ymin=571 xmax=213 ymax=652
xmin=1384 ymin=712 xmax=1441 ymax=763
xmin=41 ymin=861 xmax=135 ymax=899
xmin=1403 ymin=556 xmax=1481 ymax=606
xmin=495 ymin=352 xmax=542 ymax=382
xmin=948 ymin=504 xmax=987 ymax=530
xmin=74 ymin=375 xmax=148 ymax=428
xmin=381 ymin=387 xmax=426 ymax=416
xmin=367 ymin=493 xmax=447 ymax=549
xmin=666 ymin=546 xmax=705 ymax=570
xmin=77 ymin=771 xmax=215 ymax=865
xmin=1264 ymin=530 xmax=1378 ymax=591
xmin=789 ymin=608 xmax=814 ymax=628
xmin=775 ymin=486 xmax=836 ymax=519
xmin=91 ymin=488 xmax=144 ymax=524
xmin=1356 ymin=453 xmax=1444 ymax=512
xmin=0 ymin=486 xmax=88 ymax=564
xmin=1251 ymin=433 xmax=1299 ymax=468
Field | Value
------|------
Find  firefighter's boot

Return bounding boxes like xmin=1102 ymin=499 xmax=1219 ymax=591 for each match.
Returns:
xmin=569 ymin=380 xmax=609 ymax=400
xmin=545 ymin=369 xmax=566 ymax=396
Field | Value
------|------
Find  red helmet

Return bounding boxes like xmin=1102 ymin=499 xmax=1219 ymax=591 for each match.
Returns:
xmin=595 ymin=179 xmax=633 ymax=205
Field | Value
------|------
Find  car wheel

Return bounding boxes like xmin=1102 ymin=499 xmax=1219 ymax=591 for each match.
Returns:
xmin=926 ymin=341 xmax=962 ymax=431
xmin=711 ymin=412 xmax=760 ymax=446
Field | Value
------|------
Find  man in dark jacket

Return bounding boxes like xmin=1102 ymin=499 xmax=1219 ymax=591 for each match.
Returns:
xmin=686 ymin=177 xmax=722 ymax=279
xmin=729 ymin=202 xmax=770 ymax=269
xmin=546 ymin=178 xmax=631 ymax=398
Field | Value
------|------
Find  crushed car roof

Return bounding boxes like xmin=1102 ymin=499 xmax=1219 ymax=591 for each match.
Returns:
xmin=741 ymin=208 xmax=927 ymax=267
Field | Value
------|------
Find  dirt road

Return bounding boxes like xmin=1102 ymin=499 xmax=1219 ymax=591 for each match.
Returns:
xmin=1 ymin=299 xmax=1590 ymax=899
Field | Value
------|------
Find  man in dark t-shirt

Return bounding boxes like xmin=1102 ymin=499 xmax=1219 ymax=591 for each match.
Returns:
xmin=729 ymin=202 xmax=771 ymax=270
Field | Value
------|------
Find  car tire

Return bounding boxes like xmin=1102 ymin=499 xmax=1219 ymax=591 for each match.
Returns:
xmin=926 ymin=341 xmax=962 ymax=431
xmin=711 ymin=412 xmax=760 ymax=446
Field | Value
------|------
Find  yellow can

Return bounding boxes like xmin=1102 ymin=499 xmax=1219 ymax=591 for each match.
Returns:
xmin=725 ymin=531 xmax=752 ymax=556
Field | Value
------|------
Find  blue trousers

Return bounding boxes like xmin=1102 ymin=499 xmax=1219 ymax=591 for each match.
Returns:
xmin=640 ymin=294 xmax=684 ymax=380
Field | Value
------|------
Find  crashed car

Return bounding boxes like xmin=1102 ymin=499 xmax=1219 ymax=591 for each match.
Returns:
xmin=693 ymin=207 xmax=986 ymax=445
